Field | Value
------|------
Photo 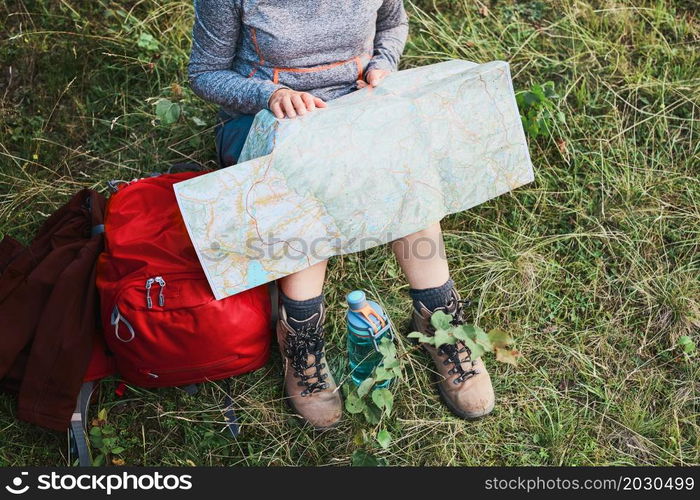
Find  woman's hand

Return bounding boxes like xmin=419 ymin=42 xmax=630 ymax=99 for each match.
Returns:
xmin=268 ymin=88 xmax=327 ymax=119
xmin=356 ymin=69 xmax=390 ymax=89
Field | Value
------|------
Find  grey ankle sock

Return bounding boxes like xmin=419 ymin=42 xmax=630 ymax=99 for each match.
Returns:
xmin=281 ymin=291 xmax=324 ymax=326
xmin=409 ymin=278 xmax=455 ymax=312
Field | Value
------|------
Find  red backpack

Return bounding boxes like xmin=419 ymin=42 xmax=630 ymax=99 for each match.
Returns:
xmin=95 ymin=171 xmax=272 ymax=388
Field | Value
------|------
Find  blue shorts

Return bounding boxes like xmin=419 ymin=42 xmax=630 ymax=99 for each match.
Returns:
xmin=215 ymin=111 xmax=255 ymax=168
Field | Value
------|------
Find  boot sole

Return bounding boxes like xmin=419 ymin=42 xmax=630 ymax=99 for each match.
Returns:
xmin=408 ymin=318 xmax=495 ymax=421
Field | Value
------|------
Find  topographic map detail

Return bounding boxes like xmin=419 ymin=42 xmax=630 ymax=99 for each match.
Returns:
xmin=175 ymin=60 xmax=534 ymax=299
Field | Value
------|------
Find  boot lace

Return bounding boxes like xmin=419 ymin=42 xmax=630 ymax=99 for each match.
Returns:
xmin=437 ymin=299 xmax=479 ymax=385
xmin=285 ymin=324 xmax=329 ymax=396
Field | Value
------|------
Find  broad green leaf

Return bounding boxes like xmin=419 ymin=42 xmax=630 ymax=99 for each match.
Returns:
xmin=383 ymin=358 xmax=400 ymax=370
xmin=92 ymin=454 xmax=105 ymax=467
xmin=363 ymin=404 xmax=381 ymax=425
xmin=111 ymin=447 xmax=125 ymax=455
xmin=97 ymin=408 xmax=107 ymax=421
xmin=89 ymin=426 xmax=102 ymax=437
xmin=677 ymin=336 xmax=696 ymax=354
xmin=495 ymin=347 xmax=521 ymax=366
xmin=472 ymin=325 xmax=492 ymax=351
xmin=433 ymin=328 xmax=452 ymax=347
xmin=522 ymin=91 xmax=538 ymax=107
xmin=357 ymin=377 xmax=375 ymax=398
xmin=453 ymin=324 xmax=475 ymax=341
xmin=155 ymin=98 xmax=181 ymax=125
xmin=374 ymin=366 xmax=394 ymax=382
xmin=531 ymin=85 xmax=546 ymax=101
xmin=488 ymin=328 xmax=513 ymax=349
xmin=408 ymin=331 xmax=433 ymax=344
xmin=462 ymin=336 xmax=486 ymax=360
xmin=543 ymin=81 xmax=558 ymax=99
xmin=377 ymin=337 xmax=396 ymax=358
xmin=430 ymin=311 xmax=453 ymax=330
xmin=137 ymin=32 xmax=159 ymax=51
xmin=351 ymin=449 xmax=381 ymax=467
xmin=345 ymin=393 xmax=366 ymax=414
xmin=376 ymin=430 xmax=392 ymax=449
xmin=372 ymin=388 xmax=394 ymax=414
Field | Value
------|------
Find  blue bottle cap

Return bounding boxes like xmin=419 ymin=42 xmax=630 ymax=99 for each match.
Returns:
xmin=346 ymin=290 xmax=367 ymax=311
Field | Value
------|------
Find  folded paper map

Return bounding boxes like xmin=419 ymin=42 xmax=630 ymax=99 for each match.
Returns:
xmin=175 ymin=60 xmax=534 ymax=299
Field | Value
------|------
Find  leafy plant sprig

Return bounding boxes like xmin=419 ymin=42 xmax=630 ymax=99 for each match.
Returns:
xmin=677 ymin=335 xmax=696 ymax=355
xmin=344 ymin=336 xmax=402 ymax=454
xmin=516 ymin=81 xmax=565 ymax=139
xmin=154 ymin=98 xmax=181 ymax=126
xmin=88 ymin=408 xmax=128 ymax=466
xmin=408 ymin=311 xmax=520 ymax=366
xmin=347 ymin=312 xmax=518 ymax=465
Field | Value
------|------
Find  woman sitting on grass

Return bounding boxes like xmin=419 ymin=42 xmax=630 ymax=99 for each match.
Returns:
xmin=188 ymin=0 xmax=495 ymax=428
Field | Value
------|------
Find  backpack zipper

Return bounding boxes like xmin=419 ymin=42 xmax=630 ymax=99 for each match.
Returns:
xmin=119 ymin=272 xmax=209 ymax=312
xmin=155 ymin=276 xmax=166 ymax=307
xmin=145 ymin=276 xmax=168 ymax=308
xmin=145 ymin=278 xmax=155 ymax=308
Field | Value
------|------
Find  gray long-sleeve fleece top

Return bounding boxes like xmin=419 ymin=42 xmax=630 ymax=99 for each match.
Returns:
xmin=188 ymin=0 xmax=408 ymax=117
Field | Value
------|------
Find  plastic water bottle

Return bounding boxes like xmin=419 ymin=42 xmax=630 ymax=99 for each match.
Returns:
xmin=346 ymin=290 xmax=393 ymax=387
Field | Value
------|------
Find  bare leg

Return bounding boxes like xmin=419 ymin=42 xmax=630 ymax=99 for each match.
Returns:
xmin=277 ymin=260 xmax=328 ymax=300
xmin=391 ymin=222 xmax=450 ymax=289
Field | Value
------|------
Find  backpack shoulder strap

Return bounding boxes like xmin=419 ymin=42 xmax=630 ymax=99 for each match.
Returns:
xmin=69 ymin=381 xmax=96 ymax=466
xmin=223 ymin=380 xmax=240 ymax=438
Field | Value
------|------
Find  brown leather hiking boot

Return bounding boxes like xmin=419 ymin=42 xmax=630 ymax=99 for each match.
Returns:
xmin=409 ymin=289 xmax=495 ymax=420
xmin=277 ymin=303 xmax=342 ymax=429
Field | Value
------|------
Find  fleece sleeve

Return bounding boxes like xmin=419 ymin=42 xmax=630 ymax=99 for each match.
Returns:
xmin=366 ymin=0 xmax=409 ymax=74
xmin=188 ymin=0 xmax=286 ymax=114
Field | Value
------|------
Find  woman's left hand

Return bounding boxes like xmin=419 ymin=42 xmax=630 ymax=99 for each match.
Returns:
xmin=356 ymin=69 xmax=390 ymax=89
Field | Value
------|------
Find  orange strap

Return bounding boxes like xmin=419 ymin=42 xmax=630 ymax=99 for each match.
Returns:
xmin=272 ymin=56 xmax=365 ymax=84
xmin=246 ymin=31 xmax=368 ymax=85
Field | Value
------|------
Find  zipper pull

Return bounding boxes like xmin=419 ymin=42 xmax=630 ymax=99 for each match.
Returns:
xmin=138 ymin=369 xmax=159 ymax=379
xmin=145 ymin=278 xmax=155 ymax=308
xmin=155 ymin=276 xmax=166 ymax=307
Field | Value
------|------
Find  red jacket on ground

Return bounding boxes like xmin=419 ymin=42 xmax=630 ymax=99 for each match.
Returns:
xmin=0 ymin=189 xmax=112 ymax=431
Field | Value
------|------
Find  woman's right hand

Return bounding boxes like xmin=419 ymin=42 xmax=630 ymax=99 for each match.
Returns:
xmin=268 ymin=88 xmax=327 ymax=119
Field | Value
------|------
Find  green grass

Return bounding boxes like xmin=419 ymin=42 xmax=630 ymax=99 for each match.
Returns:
xmin=1 ymin=0 xmax=698 ymax=466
